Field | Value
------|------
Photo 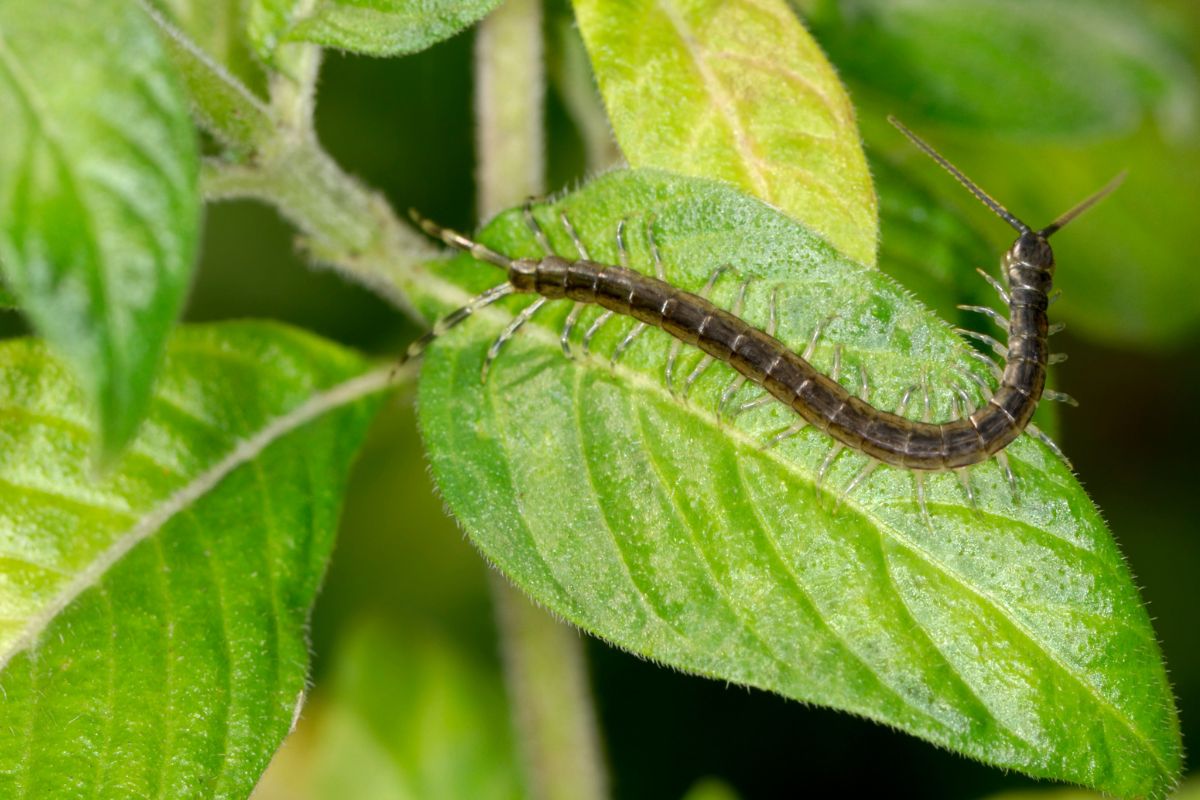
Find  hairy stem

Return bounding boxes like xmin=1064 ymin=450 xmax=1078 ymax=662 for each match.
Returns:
xmin=475 ymin=3 xmax=609 ymax=799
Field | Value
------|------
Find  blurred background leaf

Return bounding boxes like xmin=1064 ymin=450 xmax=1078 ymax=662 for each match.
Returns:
xmin=254 ymin=619 xmax=523 ymax=800
xmin=801 ymin=0 xmax=1200 ymax=348
xmin=0 ymin=0 xmax=200 ymax=457
xmin=286 ymin=0 xmax=504 ymax=57
xmin=573 ymin=0 xmax=879 ymax=266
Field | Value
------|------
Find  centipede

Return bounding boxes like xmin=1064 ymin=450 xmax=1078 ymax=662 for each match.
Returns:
xmin=405 ymin=118 xmax=1122 ymax=513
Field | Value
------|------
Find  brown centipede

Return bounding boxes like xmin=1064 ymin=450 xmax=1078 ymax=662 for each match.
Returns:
xmin=405 ymin=119 xmax=1122 ymax=509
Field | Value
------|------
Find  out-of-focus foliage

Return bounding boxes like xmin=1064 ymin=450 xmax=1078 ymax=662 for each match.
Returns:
xmin=574 ymin=0 xmax=878 ymax=266
xmin=0 ymin=0 xmax=200 ymax=456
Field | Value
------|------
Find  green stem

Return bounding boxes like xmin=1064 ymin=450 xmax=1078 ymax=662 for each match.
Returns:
xmin=202 ymin=140 xmax=430 ymax=312
xmin=475 ymin=3 xmax=609 ymax=799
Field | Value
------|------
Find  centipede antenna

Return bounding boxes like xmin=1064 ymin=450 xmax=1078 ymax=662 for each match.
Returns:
xmin=888 ymin=116 xmax=1031 ymax=235
xmin=409 ymin=209 xmax=512 ymax=268
xmin=1039 ymin=171 xmax=1126 ymax=238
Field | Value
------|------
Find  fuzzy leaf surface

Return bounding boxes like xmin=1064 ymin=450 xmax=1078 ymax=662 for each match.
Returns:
xmin=573 ymin=0 xmax=878 ymax=266
xmin=0 ymin=322 xmax=385 ymax=798
xmin=414 ymin=169 xmax=1179 ymax=797
xmin=0 ymin=0 xmax=201 ymax=456
xmin=247 ymin=0 xmax=499 ymax=60
xmin=287 ymin=0 xmax=502 ymax=56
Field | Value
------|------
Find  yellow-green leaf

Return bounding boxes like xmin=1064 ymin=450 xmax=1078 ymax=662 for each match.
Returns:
xmin=573 ymin=0 xmax=878 ymax=266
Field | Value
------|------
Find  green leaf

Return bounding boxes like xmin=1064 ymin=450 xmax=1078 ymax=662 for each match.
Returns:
xmin=247 ymin=0 xmax=500 ymax=61
xmin=804 ymin=0 xmax=1198 ymax=137
xmin=572 ymin=0 xmax=878 ymax=267
xmin=143 ymin=2 xmax=277 ymax=152
xmin=414 ymin=169 xmax=1179 ymax=797
xmin=146 ymin=0 xmax=266 ymax=96
xmin=257 ymin=619 xmax=523 ymax=800
xmin=286 ymin=0 xmax=503 ymax=57
xmin=0 ymin=0 xmax=201 ymax=457
xmin=0 ymin=321 xmax=387 ymax=798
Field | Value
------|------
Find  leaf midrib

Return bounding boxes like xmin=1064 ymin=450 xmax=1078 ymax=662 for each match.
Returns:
xmin=0 ymin=366 xmax=395 ymax=674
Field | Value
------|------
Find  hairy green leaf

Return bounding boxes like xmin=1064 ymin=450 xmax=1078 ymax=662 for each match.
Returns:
xmin=0 ymin=0 xmax=201 ymax=457
xmin=147 ymin=0 xmax=266 ymax=95
xmin=143 ymin=2 xmax=277 ymax=152
xmin=573 ymin=0 xmax=878 ymax=266
xmin=414 ymin=169 xmax=1179 ymax=797
xmin=256 ymin=619 xmax=523 ymax=800
xmin=287 ymin=0 xmax=503 ymax=57
xmin=804 ymin=0 xmax=1198 ymax=137
xmin=247 ymin=0 xmax=500 ymax=61
xmin=0 ymin=322 xmax=387 ymax=798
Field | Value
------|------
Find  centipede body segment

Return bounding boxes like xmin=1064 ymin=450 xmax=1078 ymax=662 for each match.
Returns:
xmin=405 ymin=119 xmax=1122 ymax=494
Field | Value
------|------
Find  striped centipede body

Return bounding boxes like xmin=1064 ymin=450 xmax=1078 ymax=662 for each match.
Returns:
xmin=405 ymin=119 xmax=1122 ymax=515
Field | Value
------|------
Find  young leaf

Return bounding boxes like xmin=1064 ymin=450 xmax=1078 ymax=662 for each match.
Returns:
xmin=256 ymin=620 xmax=524 ymax=800
xmin=0 ymin=0 xmax=201 ymax=457
xmin=146 ymin=0 xmax=266 ymax=96
xmin=142 ymin=2 xmax=277 ymax=153
xmin=246 ymin=0 xmax=501 ymax=61
xmin=286 ymin=0 xmax=504 ymax=57
xmin=804 ymin=0 xmax=1198 ymax=138
xmin=572 ymin=0 xmax=878 ymax=266
xmin=414 ymin=169 xmax=1180 ymax=797
xmin=0 ymin=322 xmax=388 ymax=798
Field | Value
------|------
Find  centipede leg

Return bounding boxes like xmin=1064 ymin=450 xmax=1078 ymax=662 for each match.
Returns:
xmin=956 ymin=469 xmax=980 ymax=515
xmin=581 ymin=310 xmax=615 ymax=356
xmin=957 ymin=304 xmax=1009 ymax=333
xmin=964 ymin=349 xmax=1005 ymax=381
xmin=482 ymin=297 xmax=548 ymax=382
xmin=914 ymin=471 xmax=932 ymax=528
xmin=1042 ymin=389 xmax=1079 ymax=407
xmin=994 ymin=450 xmax=1020 ymax=504
xmin=976 ymin=267 xmax=1010 ymax=305
xmin=835 ymin=459 xmax=880 ymax=509
xmin=557 ymin=210 xmax=592 ymax=359
xmin=561 ymin=305 xmax=585 ymax=359
xmin=1026 ymin=422 xmax=1073 ymax=469
xmin=523 ymin=199 xmax=554 ymax=253
xmin=763 ymin=421 xmax=808 ymax=449
xmin=608 ymin=219 xmax=654 ymax=365
xmin=816 ymin=443 xmax=845 ymax=497
xmin=401 ymin=283 xmax=517 ymax=364
xmin=667 ymin=265 xmax=728 ymax=393
xmin=720 ymin=287 xmax=777 ymax=418
xmin=957 ymin=328 xmax=1008 ymax=359
xmin=684 ymin=278 xmax=750 ymax=398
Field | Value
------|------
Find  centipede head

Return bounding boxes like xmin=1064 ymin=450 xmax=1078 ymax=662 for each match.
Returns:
xmin=888 ymin=116 xmax=1124 ymax=273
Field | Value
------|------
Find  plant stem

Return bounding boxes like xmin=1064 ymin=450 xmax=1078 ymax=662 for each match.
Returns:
xmin=475 ymin=2 xmax=609 ymax=799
